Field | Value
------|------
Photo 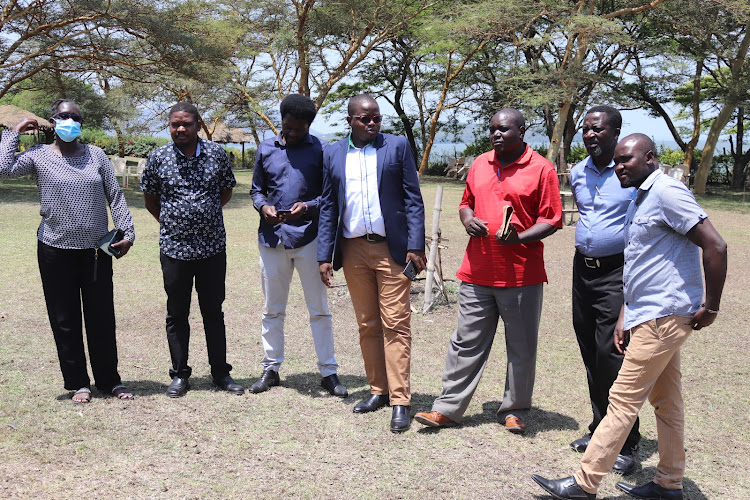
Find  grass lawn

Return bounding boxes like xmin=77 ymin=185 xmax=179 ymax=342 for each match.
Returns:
xmin=0 ymin=170 xmax=747 ymax=499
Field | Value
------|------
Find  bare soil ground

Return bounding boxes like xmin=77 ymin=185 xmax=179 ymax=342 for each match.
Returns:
xmin=0 ymin=172 xmax=747 ymax=499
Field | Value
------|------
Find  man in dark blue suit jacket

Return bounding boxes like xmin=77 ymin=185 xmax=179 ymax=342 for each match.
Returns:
xmin=318 ymin=94 xmax=426 ymax=433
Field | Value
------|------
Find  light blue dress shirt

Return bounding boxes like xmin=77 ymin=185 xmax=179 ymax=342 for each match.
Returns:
xmin=622 ymin=170 xmax=707 ymax=330
xmin=570 ymin=157 xmax=635 ymax=257
xmin=342 ymin=136 xmax=385 ymax=238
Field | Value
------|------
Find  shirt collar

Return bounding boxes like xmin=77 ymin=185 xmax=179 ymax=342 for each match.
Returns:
xmin=584 ymin=156 xmax=615 ymax=174
xmin=275 ymin=132 xmax=313 ymax=148
xmin=174 ymin=138 xmax=202 ymax=157
xmin=638 ymin=168 xmax=662 ymax=192
xmin=634 ymin=169 xmax=661 ymax=205
xmin=491 ymin=143 xmax=531 ymax=168
xmin=347 ymin=132 xmax=376 ymax=151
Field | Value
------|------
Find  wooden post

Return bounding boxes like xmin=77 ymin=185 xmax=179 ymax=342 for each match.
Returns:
xmin=423 ymin=185 xmax=444 ymax=313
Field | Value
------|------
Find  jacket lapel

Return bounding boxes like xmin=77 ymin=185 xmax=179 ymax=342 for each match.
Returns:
xmin=375 ymin=134 xmax=386 ymax=189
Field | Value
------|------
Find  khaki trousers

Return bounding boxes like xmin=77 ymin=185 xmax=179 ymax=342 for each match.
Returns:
xmin=341 ymin=238 xmax=412 ymax=405
xmin=575 ymin=314 xmax=691 ymax=493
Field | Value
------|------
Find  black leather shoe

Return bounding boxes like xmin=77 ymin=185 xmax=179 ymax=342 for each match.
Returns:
xmin=213 ymin=375 xmax=245 ymax=395
xmin=250 ymin=368 xmax=280 ymax=394
xmin=531 ymin=475 xmax=596 ymax=499
xmin=320 ymin=374 xmax=348 ymax=398
xmin=390 ymin=405 xmax=410 ymax=433
xmin=352 ymin=394 xmax=389 ymax=413
xmin=616 ymin=481 xmax=683 ymax=500
xmin=570 ymin=435 xmax=591 ymax=453
xmin=167 ymin=377 xmax=189 ymax=398
xmin=613 ymin=444 xmax=638 ymax=475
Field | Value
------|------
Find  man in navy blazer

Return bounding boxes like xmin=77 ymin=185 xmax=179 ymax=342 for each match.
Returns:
xmin=318 ymin=94 xmax=426 ymax=433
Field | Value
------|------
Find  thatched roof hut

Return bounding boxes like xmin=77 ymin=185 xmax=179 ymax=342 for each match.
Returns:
xmin=199 ymin=121 xmax=255 ymax=167
xmin=0 ymin=105 xmax=53 ymax=131
xmin=199 ymin=121 xmax=254 ymax=144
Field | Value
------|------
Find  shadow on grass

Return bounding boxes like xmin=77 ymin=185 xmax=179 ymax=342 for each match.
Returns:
xmin=54 ymin=376 xmax=266 ymax=399
xmin=270 ymin=372 xmax=370 ymax=402
xmin=0 ymin=179 xmax=40 ymax=203
xmin=413 ymin=401 xmax=580 ymax=435
xmin=532 ymin=472 xmax=706 ymax=500
xmin=599 ymin=468 xmax=708 ymax=500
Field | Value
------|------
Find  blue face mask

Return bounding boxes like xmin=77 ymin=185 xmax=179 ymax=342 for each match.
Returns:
xmin=54 ymin=119 xmax=82 ymax=142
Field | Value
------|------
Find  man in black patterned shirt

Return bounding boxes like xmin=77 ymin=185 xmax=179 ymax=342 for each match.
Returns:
xmin=141 ymin=102 xmax=244 ymax=397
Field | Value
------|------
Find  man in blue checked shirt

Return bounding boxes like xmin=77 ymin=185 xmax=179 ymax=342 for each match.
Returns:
xmin=567 ymin=106 xmax=640 ymax=475
xmin=533 ymin=133 xmax=727 ymax=500
xmin=141 ymin=102 xmax=244 ymax=398
xmin=248 ymin=94 xmax=347 ymax=398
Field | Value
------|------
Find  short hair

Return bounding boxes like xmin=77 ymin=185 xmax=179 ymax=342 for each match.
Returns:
xmin=280 ymin=94 xmax=317 ymax=124
xmin=50 ymin=99 xmax=79 ymax=118
xmin=347 ymin=94 xmax=378 ymax=116
xmin=586 ymin=105 xmax=622 ymax=129
xmin=619 ymin=133 xmax=659 ymax=165
xmin=169 ymin=102 xmax=200 ymax=122
xmin=495 ymin=108 xmax=525 ymax=129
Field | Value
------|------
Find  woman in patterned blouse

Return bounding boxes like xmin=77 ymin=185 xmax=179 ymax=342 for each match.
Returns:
xmin=0 ymin=99 xmax=136 ymax=403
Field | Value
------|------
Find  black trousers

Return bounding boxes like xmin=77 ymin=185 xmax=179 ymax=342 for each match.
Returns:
xmin=160 ymin=251 xmax=231 ymax=380
xmin=37 ymin=241 xmax=122 ymax=393
xmin=572 ymin=251 xmax=640 ymax=448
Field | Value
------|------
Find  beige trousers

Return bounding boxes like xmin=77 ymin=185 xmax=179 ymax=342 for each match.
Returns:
xmin=341 ymin=238 xmax=412 ymax=406
xmin=575 ymin=314 xmax=692 ymax=493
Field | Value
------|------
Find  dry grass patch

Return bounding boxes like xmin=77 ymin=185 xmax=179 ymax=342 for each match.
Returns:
xmin=0 ymin=172 xmax=747 ymax=499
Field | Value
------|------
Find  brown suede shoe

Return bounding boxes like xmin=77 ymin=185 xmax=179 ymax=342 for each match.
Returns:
xmin=414 ymin=411 xmax=458 ymax=428
xmin=505 ymin=415 xmax=526 ymax=434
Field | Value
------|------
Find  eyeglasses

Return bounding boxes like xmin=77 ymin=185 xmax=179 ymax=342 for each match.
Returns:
xmin=53 ymin=113 xmax=83 ymax=122
xmin=352 ymin=115 xmax=382 ymax=124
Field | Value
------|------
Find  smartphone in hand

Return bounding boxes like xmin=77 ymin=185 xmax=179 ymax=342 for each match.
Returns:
xmin=402 ymin=260 xmax=418 ymax=281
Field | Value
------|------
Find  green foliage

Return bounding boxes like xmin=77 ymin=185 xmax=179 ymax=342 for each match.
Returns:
xmin=656 ymin=145 xmax=688 ymax=166
xmin=125 ymin=136 xmax=170 ymax=158
xmin=534 ymin=143 xmax=549 ymax=157
xmin=79 ymin=128 xmax=168 ymax=158
xmin=461 ymin=129 xmax=491 ymax=157
xmin=711 ymin=153 xmax=733 ymax=184
xmin=0 ymin=75 xmax=110 ymax=128
xmin=568 ymin=143 xmax=588 ymax=164
xmin=423 ymin=161 xmax=448 ymax=176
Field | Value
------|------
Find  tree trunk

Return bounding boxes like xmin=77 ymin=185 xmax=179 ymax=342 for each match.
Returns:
xmin=731 ymin=107 xmax=750 ymax=189
xmin=111 ymin=121 xmax=126 ymax=157
xmin=684 ymin=57 xmax=704 ymax=169
xmin=546 ymin=99 xmax=572 ymax=168
xmin=694 ymin=103 xmax=734 ymax=193
xmin=694 ymin=26 xmax=750 ymax=194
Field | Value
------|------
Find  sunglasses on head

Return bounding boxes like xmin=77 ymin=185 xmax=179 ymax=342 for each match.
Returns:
xmin=53 ymin=113 xmax=82 ymax=123
xmin=352 ymin=115 xmax=382 ymax=124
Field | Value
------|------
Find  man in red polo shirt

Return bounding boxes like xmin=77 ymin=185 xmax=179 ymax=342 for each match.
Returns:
xmin=415 ymin=108 xmax=562 ymax=433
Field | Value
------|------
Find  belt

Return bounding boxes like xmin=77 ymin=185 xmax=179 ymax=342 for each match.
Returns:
xmin=576 ymin=251 xmax=624 ymax=270
xmin=359 ymin=233 xmax=386 ymax=242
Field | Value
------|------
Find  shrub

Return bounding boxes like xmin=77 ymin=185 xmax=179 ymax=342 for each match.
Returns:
xmin=462 ymin=131 xmax=491 ymax=158
xmin=568 ymin=143 xmax=588 ymax=164
xmin=656 ymin=146 xmax=686 ymax=166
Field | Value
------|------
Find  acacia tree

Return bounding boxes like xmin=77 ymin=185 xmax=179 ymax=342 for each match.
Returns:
xmin=216 ymin=0 xmax=435 ymax=138
xmin=693 ymin=23 xmax=750 ymax=193
xmin=533 ymin=0 xmax=668 ymax=169
xmin=615 ymin=0 xmax=750 ymax=192
xmin=2 ymin=0 xmax=240 ymax=150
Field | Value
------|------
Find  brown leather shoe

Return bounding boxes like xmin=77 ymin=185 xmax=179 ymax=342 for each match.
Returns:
xmin=414 ymin=411 xmax=458 ymax=428
xmin=505 ymin=415 xmax=526 ymax=434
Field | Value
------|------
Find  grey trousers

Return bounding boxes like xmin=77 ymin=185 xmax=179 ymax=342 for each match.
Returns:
xmin=432 ymin=281 xmax=543 ymax=423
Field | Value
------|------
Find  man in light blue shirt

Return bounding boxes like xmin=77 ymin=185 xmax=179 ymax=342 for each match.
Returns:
xmin=568 ymin=106 xmax=639 ymax=474
xmin=533 ymin=133 xmax=727 ymax=500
